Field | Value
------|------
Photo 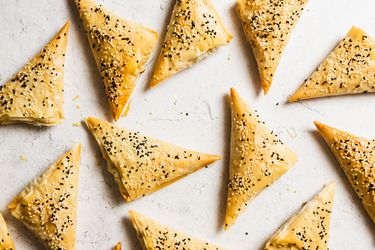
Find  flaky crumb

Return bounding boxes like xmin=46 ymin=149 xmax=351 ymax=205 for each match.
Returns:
xmin=20 ymin=154 xmax=28 ymax=161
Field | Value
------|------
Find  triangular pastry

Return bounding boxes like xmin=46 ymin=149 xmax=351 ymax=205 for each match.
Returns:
xmin=237 ymin=0 xmax=308 ymax=94
xmin=225 ymin=88 xmax=297 ymax=229
xmin=8 ymin=144 xmax=81 ymax=250
xmin=0 ymin=213 xmax=15 ymax=250
xmin=289 ymin=27 xmax=375 ymax=102
xmin=265 ymin=182 xmax=335 ymax=250
xmin=85 ymin=117 xmax=220 ymax=201
xmin=0 ymin=22 xmax=69 ymax=126
xmin=129 ymin=210 xmax=224 ymax=250
xmin=315 ymin=121 xmax=375 ymax=223
xmin=150 ymin=0 xmax=232 ymax=88
xmin=74 ymin=0 xmax=158 ymax=120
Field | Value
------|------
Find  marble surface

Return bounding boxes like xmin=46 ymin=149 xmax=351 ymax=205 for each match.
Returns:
xmin=0 ymin=0 xmax=374 ymax=249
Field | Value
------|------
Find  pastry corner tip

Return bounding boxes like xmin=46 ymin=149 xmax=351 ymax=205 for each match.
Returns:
xmin=262 ymin=82 xmax=271 ymax=95
xmin=83 ymin=116 xmax=92 ymax=124
xmin=208 ymin=154 xmax=221 ymax=162
xmin=291 ymin=152 xmax=298 ymax=164
xmin=321 ymin=182 xmax=336 ymax=196
xmin=64 ymin=20 xmax=71 ymax=27
xmin=288 ymin=89 xmax=304 ymax=102
xmin=348 ymin=25 xmax=366 ymax=37
xmin=113 ymin=112 xmax=121 ymax=122
xmin=314 ymin=121 xmax=339 ymax=141
xmin=263 ymin=87 xmax=270 ymax=95
xmin=213 ymin=154 xmax=221 ymax=160
xmin=223 ymin=220 xmax=232 ymax=231
xmin=229 ymin=87 xmax=239 ymax=100
xmin=326 ymin=181 xmax=336 ymax=189
xmin=84 ymin=116 xmax=98 ymax=129
xmin=314 ymin=120 xmax=327 ymax=132
xmin=149 ymin=79 xmax=160 ymax=89
xmin=313 ymin=120 xmax=321 ymax=126
xmin=60 ymin=21 xmax=71 ymax=33
xmin=128 ymin=210 xmax=138 ymax=221
xmin=113 ymin=242 xmax=122 ymax=250
xmin=8 ymin=197 xmax=20 ymax=212
xmin=287 ymin=94 xmax=298 ymax=103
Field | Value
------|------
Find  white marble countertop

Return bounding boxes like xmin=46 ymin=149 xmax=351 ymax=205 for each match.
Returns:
xmin=0 ymin=0 xmax=374 ymax=249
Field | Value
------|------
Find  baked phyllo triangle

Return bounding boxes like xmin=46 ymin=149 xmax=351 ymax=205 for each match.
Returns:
xmin=225 ymin=88 xmax=297 ymax=229
xmin=8 ymin=144 xmax=81 ymax=250
xmin=315 ymin=121 xmax=375 ymax=223
xmin=149 ymin=0 xmax=232 ymax=88
xmin=85 ymin=116 xmax=220 ymax=202
xmin=265 ymin=182 xmax=335 ymax=250
xmin=237 ymin=0 xmax=308 ymax=94
xmin=0 ymin=22 xmax=69 ymax=126
xmin=129 ymin=210 xmax=224 ymax=250
xmin=289 ymin=27 xmax=375 ymax=102
xmin=0 ymin=213 xmax=15 ymax=250
xmin=74 ymin=0 xmax=158 ymax=120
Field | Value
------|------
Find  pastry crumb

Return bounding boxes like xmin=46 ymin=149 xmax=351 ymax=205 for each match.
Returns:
xmin=20 ymin=154 xmax=28 ymax=161
xmin=72 ymin=95 xmax=80 ymax=101
xmin=72 ymin=122 xmax=81 ymax=127
xmin=75 ymin=105 xmax=80 ymax=110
